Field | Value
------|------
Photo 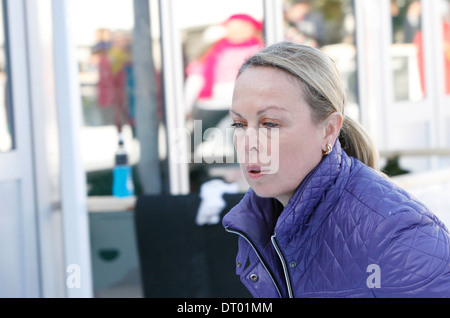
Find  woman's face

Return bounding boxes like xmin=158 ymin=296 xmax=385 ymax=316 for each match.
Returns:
xmin=231 ymin=66 xmax=325 ymax=206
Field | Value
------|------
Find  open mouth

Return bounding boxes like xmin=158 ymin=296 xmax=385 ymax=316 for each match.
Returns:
xmin=247 ymin=165 xmax=263 ymax=176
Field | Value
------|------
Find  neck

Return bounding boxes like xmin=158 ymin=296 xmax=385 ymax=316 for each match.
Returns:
xmin=276 ymin=195 xmax=292 ymax=208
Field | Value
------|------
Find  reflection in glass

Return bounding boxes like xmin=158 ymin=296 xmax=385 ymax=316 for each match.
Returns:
xmin=284 ymin=0 xmax=326 ymax=48
xmin=71 ymin=0 xmax=164 ymax=196
xmin=282 ymin=0 xmax=358 ymax=117
xmin=442 ymin=0 xmax=450 ymax=95
xmin=391 ymin=0 xmax=425 ymax=101
xmin=0 ymin=1 xmax=14 ymax=153
xmin=178 ymin=0 xmax=265 ymax=191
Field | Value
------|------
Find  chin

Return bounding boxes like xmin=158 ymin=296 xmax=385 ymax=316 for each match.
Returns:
xmin=252 ymin=189 xmax=273 ymax=199
xmin=247 ymin=175 xmax=297 ymax=205
xmin=250 ymin=183 xmax=280 ymax=199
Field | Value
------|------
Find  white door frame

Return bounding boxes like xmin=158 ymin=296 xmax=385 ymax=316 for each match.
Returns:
xmin=159 ymin=0 xmax=190 ymax=195
xmin=0 ymin=0 xmax=40 ymax=297
xmin=51 ymin=0 xmax=93 ymax=297
xmin=2 ymin=0 xmax=94 ymax=297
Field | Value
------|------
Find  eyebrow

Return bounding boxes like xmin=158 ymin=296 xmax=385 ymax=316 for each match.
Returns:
xmin=230 ymin=106 xmax=288 ymax=118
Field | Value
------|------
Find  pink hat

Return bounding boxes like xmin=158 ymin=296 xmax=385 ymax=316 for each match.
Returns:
xmin=224 ymin=14 xmax=263 ymax=31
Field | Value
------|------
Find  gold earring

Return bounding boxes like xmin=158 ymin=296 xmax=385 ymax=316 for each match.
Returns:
xmin=323 ymin=144 xmax=332 ymax=155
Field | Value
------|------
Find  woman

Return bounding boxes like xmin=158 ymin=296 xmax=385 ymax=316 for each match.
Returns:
xmin=222 ymin=41 xmax=450 ymax=298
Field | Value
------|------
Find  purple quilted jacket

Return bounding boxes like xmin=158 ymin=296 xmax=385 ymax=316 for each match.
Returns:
xmin=222 ymin=141 xmax=450 ymax=298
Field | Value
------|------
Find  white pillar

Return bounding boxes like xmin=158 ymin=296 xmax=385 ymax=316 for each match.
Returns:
xmin=51 ymin=0 xmax=93 ymax=298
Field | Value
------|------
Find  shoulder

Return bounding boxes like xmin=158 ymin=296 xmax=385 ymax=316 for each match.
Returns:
xmin=367 ymin=206 xmax=450 ymax=296
xmin=343 ymin=158 xmax=427 ymax=219
xmin=336 ymin=158 xmax=450 ymax=295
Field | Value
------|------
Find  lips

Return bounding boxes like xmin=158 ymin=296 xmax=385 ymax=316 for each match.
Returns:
xmin=247 ymin=165 xmax=261 ymax=173
xmin=246 ymin=165 xmax=269 ymax=179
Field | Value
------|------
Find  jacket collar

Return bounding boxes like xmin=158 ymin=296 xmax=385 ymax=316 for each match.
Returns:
xmin=223 ymin=140 xmax=348 ymax=248
xmin=222 ymin=188 xmax=282 ymax=248
xmin=276 ymin=140 xmax=344 ymax=229
xmin=273 ymin=140 xmax=349 ymax=249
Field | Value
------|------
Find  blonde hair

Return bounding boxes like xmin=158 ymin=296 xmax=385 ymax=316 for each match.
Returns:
xmin=237 ymin=41 xmax=379 ymax=170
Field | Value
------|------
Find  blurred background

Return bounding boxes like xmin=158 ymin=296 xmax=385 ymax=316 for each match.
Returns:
xmin=0 ymin=0 xmax=449 ymax=298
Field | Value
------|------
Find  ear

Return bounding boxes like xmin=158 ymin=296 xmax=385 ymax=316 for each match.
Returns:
xmin=321 ymin=112 xmax=343 ymax=150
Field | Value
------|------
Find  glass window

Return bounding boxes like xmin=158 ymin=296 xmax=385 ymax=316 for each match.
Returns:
xmin=391 ymin=0 xmax=425 ymax=101
xmin=442 ymin=0 xmax=450 ymax=95
xmin=0 ymin=1 xmax=14 ymax=153
xmin=282 ymin=0 xmax=359 ymax=118
xmin=70 ymin=0 xmax=165 ymax=196
xmin=179 ymin=0 xmax=265 ymax=191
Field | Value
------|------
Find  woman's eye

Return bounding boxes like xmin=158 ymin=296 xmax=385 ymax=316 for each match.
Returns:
xmin=262 ymin=122 xmax=279 ymax=128
xmin=231 ymin=122 xmax=245 ymax=129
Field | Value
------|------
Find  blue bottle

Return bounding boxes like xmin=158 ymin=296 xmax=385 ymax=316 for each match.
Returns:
xmin=112 ymin=135 xmax=134 ymax=198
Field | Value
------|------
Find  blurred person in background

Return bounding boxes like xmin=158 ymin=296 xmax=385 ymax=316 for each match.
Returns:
xmin=96 ymin=30 xmax=135 ymax=135
xmin=403 ymin=0 xmax=422 ymax=43
xmin=443 ymin=1 xmax=450 ymax=94
xmin=184 ymin=13 xmax=264 ymax=145
xmin=414 ymin=1 xmax=450 ymax=96
xmin=284 ymin=0 xmax=325 ymax=47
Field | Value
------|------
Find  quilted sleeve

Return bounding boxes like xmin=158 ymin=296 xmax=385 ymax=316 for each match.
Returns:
xmin=368 ymin=208 xmax=450 ymax=297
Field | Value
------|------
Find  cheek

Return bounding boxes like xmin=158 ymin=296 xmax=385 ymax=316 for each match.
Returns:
xmin=233 ymin=126 xmax=322 ymax=173
xmin=277 ymin=131 xmax=323 ymax=172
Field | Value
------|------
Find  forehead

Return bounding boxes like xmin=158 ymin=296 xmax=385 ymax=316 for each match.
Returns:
xmin=232 ymin=66 xmax=305 ymax=113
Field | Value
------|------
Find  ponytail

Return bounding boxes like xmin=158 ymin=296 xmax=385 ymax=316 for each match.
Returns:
xmin=339 ymin=116 xmax=379 ymax=170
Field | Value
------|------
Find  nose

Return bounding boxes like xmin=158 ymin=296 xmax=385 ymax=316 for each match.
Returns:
xmin=246 ymin=127 xmax=259 ymax=152
xmin=234 ymin=127 xmax=258 ymax=151
xmin=234 ymin=127 xmax=260 ymax=164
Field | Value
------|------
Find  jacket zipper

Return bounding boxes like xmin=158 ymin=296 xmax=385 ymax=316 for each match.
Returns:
xmin=225 ymin=227 xmax=283 ymax=298
xmin=268 ymin=164 xmax=319 ymax=299
xmin=224 ymin=161 xmax=320 ymax=297
xmin=271 ymin=232 xmax=294 ymax=298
